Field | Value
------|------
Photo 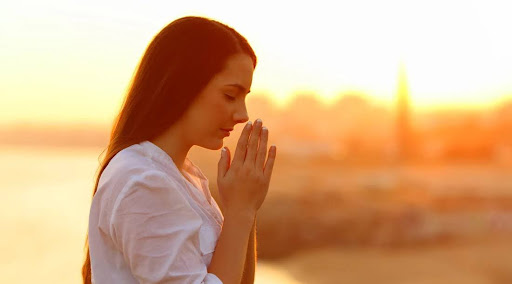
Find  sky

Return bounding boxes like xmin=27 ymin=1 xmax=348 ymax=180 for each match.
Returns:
xmin=1 ymin=0 xmax=511 ymax=125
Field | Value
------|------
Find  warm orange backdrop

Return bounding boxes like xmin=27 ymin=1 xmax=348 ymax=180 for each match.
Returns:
xmin=1 ymin=0 xmax=511 ymax=124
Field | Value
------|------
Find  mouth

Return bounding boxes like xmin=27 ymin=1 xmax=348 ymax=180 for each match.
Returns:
xmin=220 ymin=128 xmax=231 ymax=137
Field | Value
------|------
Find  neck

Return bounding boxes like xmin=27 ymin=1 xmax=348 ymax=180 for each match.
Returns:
xmin=149 ymin=126 xmax=192 ymax=173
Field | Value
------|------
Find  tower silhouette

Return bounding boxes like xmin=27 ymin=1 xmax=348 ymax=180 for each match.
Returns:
xmin=395 ymin=61 xmax=413 ymax=163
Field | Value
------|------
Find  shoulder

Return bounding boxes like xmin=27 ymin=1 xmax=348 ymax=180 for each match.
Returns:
xmin=108 ymin=143 xmax=155 ymax=176
xmin=100 ymin=144 xmax=169 ymax=186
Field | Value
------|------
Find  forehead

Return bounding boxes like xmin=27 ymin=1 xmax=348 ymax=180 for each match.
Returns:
xmin=212 ymin=53 xmax=254 ymax=93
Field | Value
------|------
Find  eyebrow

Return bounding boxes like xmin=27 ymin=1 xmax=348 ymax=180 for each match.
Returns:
xmin=225 ymin=83 xmax=251 ymax=94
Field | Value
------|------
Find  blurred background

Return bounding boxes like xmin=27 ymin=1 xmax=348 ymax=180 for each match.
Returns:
xmin=1 ymin=0 xmax=511 ymax=283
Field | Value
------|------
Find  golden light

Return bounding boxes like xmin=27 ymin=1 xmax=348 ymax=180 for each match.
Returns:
xmin=1 ymin=0 xmax=511 ymax=125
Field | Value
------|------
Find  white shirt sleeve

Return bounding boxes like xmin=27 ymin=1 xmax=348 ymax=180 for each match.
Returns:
xmin=110 ymin=170 xmax=223 ymax=284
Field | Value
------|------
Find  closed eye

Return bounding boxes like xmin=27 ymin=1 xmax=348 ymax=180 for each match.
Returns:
xmin=224 ymin=94 xmax=236 ymax=101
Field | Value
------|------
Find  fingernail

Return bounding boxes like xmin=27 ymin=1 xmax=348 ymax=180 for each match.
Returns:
xmin=247 ymin=121 xmax=252 ymax=128
xmin=221 ymin=147 xmax=226 ymax=157
xmin=256 ymin=118 xmax=262 ymax=124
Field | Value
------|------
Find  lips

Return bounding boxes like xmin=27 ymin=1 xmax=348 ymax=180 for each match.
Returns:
xmin=220 ymin=128 xmax=231 ymax=137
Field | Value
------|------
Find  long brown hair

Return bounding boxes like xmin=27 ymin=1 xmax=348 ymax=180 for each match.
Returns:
xmin=81 ymin=16 xmax=257 ymax=283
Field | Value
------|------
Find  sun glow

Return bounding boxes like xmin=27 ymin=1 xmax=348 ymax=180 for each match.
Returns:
xmin=1 ymin=0 xmax=511 ymax=125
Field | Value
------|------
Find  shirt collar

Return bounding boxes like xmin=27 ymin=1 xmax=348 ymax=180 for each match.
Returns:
xmin=139 ymin=140 xmax=208 ymax=182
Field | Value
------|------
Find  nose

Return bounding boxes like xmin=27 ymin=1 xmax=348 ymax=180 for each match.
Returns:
xmin=233 ymin=104 xmax=249 ymax=125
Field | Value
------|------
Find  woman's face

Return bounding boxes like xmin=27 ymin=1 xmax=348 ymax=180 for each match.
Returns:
xmin=182 ymin=53 xmax=254 ymax=150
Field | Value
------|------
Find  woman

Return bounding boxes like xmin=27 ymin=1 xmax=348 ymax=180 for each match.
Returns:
xmin=82 ymin=16 xmax=277 ymax=284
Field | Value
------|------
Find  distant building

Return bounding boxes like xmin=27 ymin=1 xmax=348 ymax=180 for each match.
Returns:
xmin=395 ymin=62 xmax=414 ymax=163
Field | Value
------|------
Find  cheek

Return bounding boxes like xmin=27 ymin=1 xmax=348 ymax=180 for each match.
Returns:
xmin=191 ymin=95 xmax=231 ymax=125
xmin=210 ymin=97 xmax=232 ymax=116
xmin=198 ymin=100 xmax=229 ymax=126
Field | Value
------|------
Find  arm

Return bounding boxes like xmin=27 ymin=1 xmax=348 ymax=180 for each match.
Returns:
xmin=240 ymin=217 xmax=256 ymax=284
xmin=207 ymin=210 xmax=255 ymax=284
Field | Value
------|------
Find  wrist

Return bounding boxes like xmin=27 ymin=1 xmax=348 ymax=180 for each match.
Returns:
xmin=225 ymin=209 xmax=256 ymax=226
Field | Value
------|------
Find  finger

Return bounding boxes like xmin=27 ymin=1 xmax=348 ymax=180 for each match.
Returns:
xmin=256 ymin=126 xmax=268 ymax=170
xmin=232 ymin=121 xmax=252 ymax=166
xmin=217 ymin=147 xmax=229 ymax=178
xmin=263 ymin=145 xmax=276 ymax=181
xmin=225 ymin=147 xmax=231 ymax=170
xmin=246 ymin=118 xmax=262 ymax=165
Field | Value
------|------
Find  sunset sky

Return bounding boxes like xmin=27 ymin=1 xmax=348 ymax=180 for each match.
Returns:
xmin=1 ymin=0 xmax=511 ymax=125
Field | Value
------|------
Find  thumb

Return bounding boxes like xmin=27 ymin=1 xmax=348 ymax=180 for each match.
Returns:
xmin=217 ymin=147 xmax=230 ymax=178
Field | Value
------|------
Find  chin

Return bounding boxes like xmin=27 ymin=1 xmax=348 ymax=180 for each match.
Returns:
xmin=199 ymin=138 xmax=224 ymax=151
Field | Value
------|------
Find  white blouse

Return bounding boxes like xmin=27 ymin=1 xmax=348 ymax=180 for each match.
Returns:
xmin=88 ymin=140 xmax=224 ymax=283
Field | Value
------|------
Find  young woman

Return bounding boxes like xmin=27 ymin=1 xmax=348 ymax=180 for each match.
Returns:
xmin=82 ymin=16 xmax=277 ymax=284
